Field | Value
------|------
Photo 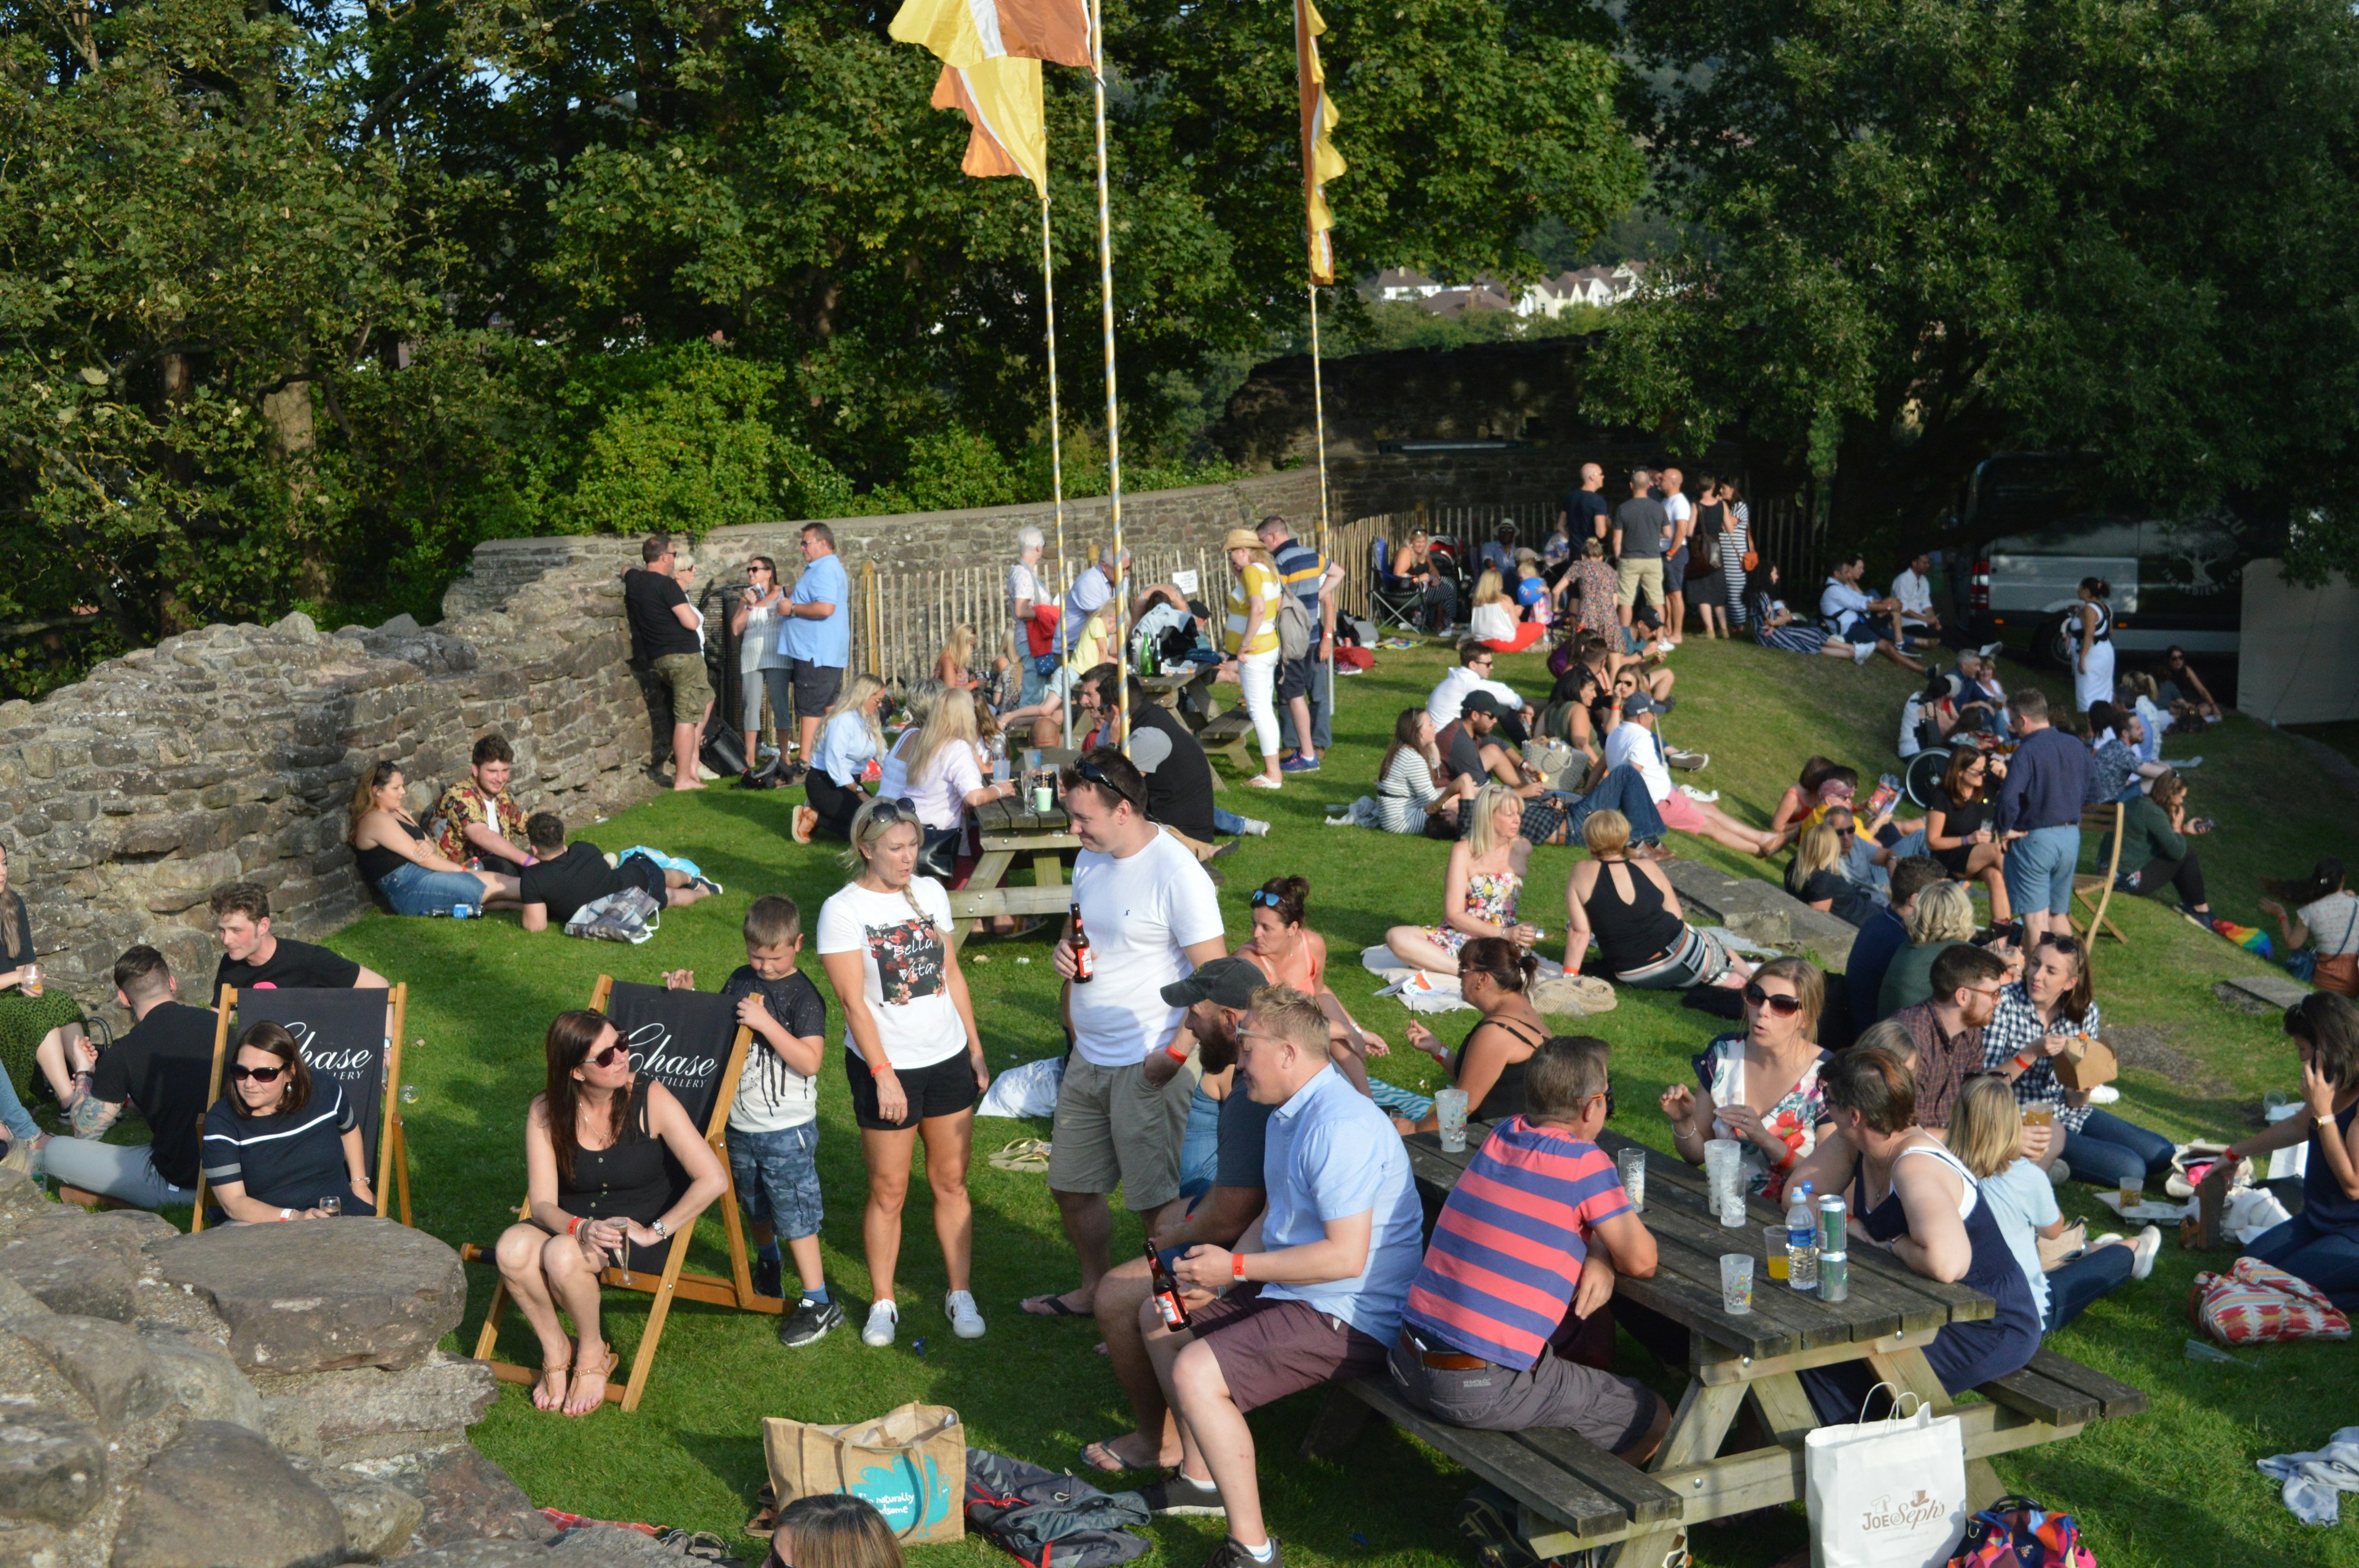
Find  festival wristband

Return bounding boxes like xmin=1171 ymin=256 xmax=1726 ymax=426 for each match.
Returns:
xmin=2012 ymin=1053 xmax=2037 ymax=1071
xmin=1165 ymin=1040 xmax=1192 ymax=1064
xmin=566 ymin=1215 xmax=581 ymax=1237
xmin=1232 ymin=1253 xmax=1248 ymax=1281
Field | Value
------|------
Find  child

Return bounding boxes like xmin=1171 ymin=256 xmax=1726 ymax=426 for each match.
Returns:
xmin=668 ymin=895 xmax=835 ymax=1345
xmin=1512 ymin=552 xmax=1552 ymax=625
xmin=1949 ymin=1075 xmax=2157 ymax=1332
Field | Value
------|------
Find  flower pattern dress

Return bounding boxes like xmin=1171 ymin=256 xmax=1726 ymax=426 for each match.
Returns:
xmin=1570 ymin=559 xmax=1619 ymax=638
xmin=1691 ymin=1034 xmax=1835 ymax=1202
xmin=1423 ymin=870 xmax=1522 ymax=958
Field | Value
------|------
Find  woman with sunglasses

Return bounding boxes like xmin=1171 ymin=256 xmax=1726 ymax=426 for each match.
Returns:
xmin=200 ymin=1021 xmax=373 ymax=1224
xmin=1981 ymin=932 xmax=2173 ymax=1190
xmin=1659 ymin=958 xmax=1834 ymax=1204
xmin=1397 ymin=937 xmax=1548 ymax=1134
xmin=1923 ymin=746 xmax=2013 ymax=924
xmin=818 ymin=798 xmax=993 ymax=1349
xmin=1237 ymin=876 xmax=1387 ymax=1081
xmin=491 ymin=1009 xmax=727 ymax=1416
xmin=730 ymin=555 xmax=792 ymax=757
xmin=1383 ymin=785 xmax=1542 ymax=977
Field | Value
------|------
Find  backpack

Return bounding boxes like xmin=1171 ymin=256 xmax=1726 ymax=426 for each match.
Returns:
xmin=1946 ymin=1496 xmax=2097 ymax=1568
xmin=1275 ymin=591 xmax=1313 ymax=661
xmin=963 ymin=1448 xmax=1151 ymax=1568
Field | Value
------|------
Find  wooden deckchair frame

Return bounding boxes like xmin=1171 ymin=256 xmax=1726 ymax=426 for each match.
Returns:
xmin=192 ymin=985 xmax=410 ymax=1232
xmin=460 ymin=973 xmax=778 ymax=1413
xmin=2073 ymin=800 xmax=2130 ymax=956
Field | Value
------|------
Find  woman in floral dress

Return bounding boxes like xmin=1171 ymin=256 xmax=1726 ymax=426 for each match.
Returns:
xmin=1659 ymin=956 xmax=1836 ymax=1203
xmin=1383 ymin=786 xmax=1543 ymax=975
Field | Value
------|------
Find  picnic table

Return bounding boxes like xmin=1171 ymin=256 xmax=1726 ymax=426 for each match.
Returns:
xmin=1310 ymin=1121 xmax=2146 ymax=1566
xmin=943 ymin=795 xmax=1080 ymax=948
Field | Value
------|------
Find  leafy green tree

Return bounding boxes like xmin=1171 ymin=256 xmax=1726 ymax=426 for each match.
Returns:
xmin=1594 ymin=0 xmax=2359 ymax=566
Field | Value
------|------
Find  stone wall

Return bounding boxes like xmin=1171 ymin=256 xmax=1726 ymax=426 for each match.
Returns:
xmin=0 ymin=1176 xmax=671 ymax=1568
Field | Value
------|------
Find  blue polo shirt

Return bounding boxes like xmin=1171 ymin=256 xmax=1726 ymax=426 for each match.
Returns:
xmin=1259 ymin=1064 xmax=1423 ymax=1341
xmin=784 ymin=553 xmax=850 ymax=667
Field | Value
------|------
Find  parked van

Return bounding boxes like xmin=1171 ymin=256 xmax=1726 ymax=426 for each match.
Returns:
xmin=1951 ymin=454 xmax=2268 ymax=667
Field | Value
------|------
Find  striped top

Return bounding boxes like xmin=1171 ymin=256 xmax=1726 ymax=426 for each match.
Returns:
xmin=1402 ymin=1117 xmax=1631 ymax=1370
xmin=201 ymin=1078 xmax=358 ymax=1207
xmin=1224 ymin=560 xmax=1283 ymax=657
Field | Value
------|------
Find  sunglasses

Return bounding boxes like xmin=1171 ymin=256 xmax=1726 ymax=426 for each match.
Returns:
xmin=1249 ymin=889 xmax=1288 ymax=909
xmin=1587 ymin=1087 xmax=1618 ymax=1118
xmin=586 ymin=1043 xmax=628 ymax=1068
xmin=230 ymin=1063 xmax=286 ymax=1083
xmin=1071 ymin=758 xmax=1141 ymax=809
xmin=1742 ymin=983 xmax=1805 ymax=1017
xmin=863 ymin=800 xmax=917 ymax=830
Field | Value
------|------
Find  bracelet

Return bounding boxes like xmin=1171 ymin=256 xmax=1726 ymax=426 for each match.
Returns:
xmin=2012 ymin=1053 xmax=2037 ymax=1071
xmin=652 ymin=1218 xmax=668 ymax=1241
xmin=1165 ymin=1040 xmax=1191 ymax=1064
xmin=1231 ymin=1253 xmax=1248 ymax=1282
xmin=566 ymin=1215 xmax=581 ymax=1237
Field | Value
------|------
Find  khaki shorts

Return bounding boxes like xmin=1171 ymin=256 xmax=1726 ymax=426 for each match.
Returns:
xmin=1047 ymin=1055 xmax=1200 ymax=1211
xmin=1614 ymin=556 xmax=1664 ymax=610
xmin=653 ymin=651 xmax=714 ymax=718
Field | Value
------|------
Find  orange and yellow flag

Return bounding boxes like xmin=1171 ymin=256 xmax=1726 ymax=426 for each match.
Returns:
xmin=891 ymin=0 xmax=1095 ymax=195
xmin=1294 ymin=0 xmax=1345 ymax=284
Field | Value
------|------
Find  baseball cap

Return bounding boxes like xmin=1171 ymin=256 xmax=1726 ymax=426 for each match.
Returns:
xmin=1461 ymin=690 xmax=1512 ymax=719
xmin=1160 ymin=956 xmax=1266 ymax=1011
xmin=1622 ymin=692 xmax=1666 ymax=718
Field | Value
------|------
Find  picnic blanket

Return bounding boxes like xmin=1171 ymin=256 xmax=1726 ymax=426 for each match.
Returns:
xmin=1361 ymin=945 xmax=1567 ymax=1013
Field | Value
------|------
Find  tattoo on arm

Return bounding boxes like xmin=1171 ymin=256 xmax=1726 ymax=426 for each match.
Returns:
xmin=71 ymin=1097 xmax=123 ymax=1138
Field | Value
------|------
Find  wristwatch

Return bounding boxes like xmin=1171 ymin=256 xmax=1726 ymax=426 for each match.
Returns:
xmin=651 ymin=1218 xmax=668 ymax=1241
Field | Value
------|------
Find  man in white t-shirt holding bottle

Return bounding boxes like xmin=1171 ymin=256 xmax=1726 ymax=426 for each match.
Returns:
xmin=1023 ymin=747 xmax=1227 ymax=1320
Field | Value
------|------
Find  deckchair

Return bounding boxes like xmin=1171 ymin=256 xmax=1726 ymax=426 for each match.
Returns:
xmin=192 ymin=985 xmax=410 ymax=1232
xmin=2073 ymin=799 xmax=2131 ymax=956
xmin=461 ymin=975 xmax=772 ymax=1412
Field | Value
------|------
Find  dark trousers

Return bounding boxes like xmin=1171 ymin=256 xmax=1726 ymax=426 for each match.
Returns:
xmin=2044 ymin=1242 xmax=2135 ymax=1330
xmin=2119 ymin=851 xmax=2206 ymax=908
xmin=805 ymin=770 xmax=866 ymax=840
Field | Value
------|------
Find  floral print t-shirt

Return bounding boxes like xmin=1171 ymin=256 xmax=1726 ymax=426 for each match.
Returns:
xmin=1692 ymin=1034 xmax=1834 ymax=1202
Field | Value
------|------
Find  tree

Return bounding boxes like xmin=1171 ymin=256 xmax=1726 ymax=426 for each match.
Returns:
xmin=1592 ymin=0 xmax=2359 ymax=568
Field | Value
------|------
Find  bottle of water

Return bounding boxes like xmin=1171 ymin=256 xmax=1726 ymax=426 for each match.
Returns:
xmin=1786 ymin=1180 xmax=1818 ymax=1291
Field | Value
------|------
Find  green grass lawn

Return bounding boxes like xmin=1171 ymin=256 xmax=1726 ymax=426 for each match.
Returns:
xmin=303 ymin=633 xmax=2358 ymax=1568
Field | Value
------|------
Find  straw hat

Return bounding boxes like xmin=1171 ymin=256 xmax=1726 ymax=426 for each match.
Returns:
xmin=1222 ymin=527 xmax=1262 ymax=552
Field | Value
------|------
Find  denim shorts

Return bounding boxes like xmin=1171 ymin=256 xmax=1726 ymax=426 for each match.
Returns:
xmin=378 ymin=860 xmax=489 ymax=916
xmin=2003 ymin=824 xmax=2082 ymax=916
xmin=726 ymin=1120 xmax=824 ymax=1241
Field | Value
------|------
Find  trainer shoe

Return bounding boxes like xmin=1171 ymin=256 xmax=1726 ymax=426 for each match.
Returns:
xmin=2047 ymin=1158 xmax=2071 ymax=1187
xmin=945 ymin=1289 xmax=986 ymax=1339
xmin=1239 ymin=817 xmax=1271 ymax=837
xmin=694 ymin=875 xmax=724 ymax=897
xmin=1666 ymin=749 xmax=1710 ymax=771
xmin=2130 ymin=1224 xmax=2163 ymax=1281
xmin=1200 ymin=1538 xmax=1283 ymax=1568
xmin=1280 ymin=755 xmax=1321 ymax=773
xmin=1139 ymin=1472 xmax=1227 ymax=1516
xmin=861 ymin=1298 xmax=899 ymax=1348
xmin=1853 ymin=642 xmax=1874 ymax=665
xmin=779 ymin=1297 xmax=843 ymax=1348
xmin=753 ymin=1252 xmax=783 ymax=1301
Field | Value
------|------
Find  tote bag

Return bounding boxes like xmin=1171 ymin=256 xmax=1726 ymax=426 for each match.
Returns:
xmin=1805 ymin=1391 xmax=1968 ymax=1568
xmin=762 ymin=1403 xmax=966 ymax=1543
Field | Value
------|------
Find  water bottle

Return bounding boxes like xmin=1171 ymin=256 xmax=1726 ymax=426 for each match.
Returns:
xmin=451 ymin=903 xmax=478 ymax=920
xmin=1785 ymin=1181 xmax=1818 ymax=1291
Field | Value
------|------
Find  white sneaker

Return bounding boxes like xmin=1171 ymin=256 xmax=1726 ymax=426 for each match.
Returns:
xmin=862 ymin=1299 xmax=899 ymax=1347
xmin=1240 ymin=817 xmax=1271 ymax=837
xmin=945 ymin=1290 xmax=986 ymax=1339
xmin=697 ymin=762 xmax=722 ymax=781
xmin=2087 ymin=1084 xmax=2121 ymax=1104
xmin=1853 ymin=643 xmax=1874 ymax=666
xmin=2130 ymin=1225 xmax=2163 ymax=1281
xmin=2048 ymin=1158 xmax=2071 ymax=1187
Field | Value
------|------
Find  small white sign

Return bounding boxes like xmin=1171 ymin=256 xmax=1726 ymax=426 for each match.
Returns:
xmin=1171 ymin=569 xmax=1200 ymax=595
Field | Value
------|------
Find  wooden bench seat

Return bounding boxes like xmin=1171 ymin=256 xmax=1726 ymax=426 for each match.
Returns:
xmin=1979 ymin=1348 xmax=2148 ymax=1426
xmin=1194 ymin=705 xmax=1259 ymax=775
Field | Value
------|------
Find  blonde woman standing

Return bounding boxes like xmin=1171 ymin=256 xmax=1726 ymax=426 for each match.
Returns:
xmin=1219 ymin=528 xmax=1286 ymax=789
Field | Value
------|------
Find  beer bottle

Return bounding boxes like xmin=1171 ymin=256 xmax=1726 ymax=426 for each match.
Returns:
xmin=1070 ymin=901 xmax=1095 ymax=983
xmin=1146 ymin=1239 xmax=1191 ymax=1330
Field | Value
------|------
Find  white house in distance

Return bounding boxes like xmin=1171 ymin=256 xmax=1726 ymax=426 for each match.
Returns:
xmin=1367 ymin=264 xmax=1650 ymax=317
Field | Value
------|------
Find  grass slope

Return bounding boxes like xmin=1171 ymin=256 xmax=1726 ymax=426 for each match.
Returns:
xmin=311 ymin=635 xmax=2358 ymax=1568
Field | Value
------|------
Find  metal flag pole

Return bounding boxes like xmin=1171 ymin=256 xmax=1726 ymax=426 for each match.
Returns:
xmin=1310 ymin=279 xmax=1335 ymax=735
xmin=1043 ymin=189 xmax=1073 ymax=750
xmin=1087 ymin=0 xmax=1127 ymax=755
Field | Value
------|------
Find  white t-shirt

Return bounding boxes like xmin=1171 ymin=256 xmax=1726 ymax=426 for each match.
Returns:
xmin=909 ymin=741 xmax=984 ymax=830
xmin=878 ymin=728 xmax=921 ymax=802
xmin=1662 ymin=494 xmax=1692 ymax=540
xmin=2300 ymin=892 xmax=2359 ymax=958
xmin=1068 ymin=832 xmax=1225 ymax=1066
xmin=815 ymin=877 xmax=968 ymax=1071
xmin=1892 ymin=568 xmax=1935 ymax=617
xmin=1604 ymin=720 xmax=1673 ymax=805
xmin=1469 ymin=602 xmax=1519 ymax=644
xmin=1007 ymin=561 xmax=1050 ymax=625
xmin=1425 ymin=666 xmax=1527 ymax=728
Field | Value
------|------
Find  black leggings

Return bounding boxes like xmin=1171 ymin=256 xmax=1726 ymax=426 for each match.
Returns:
xmin=2121 ymin=850 xmax=2205 ymax=908
xmin=805 ymin=770 xmax=867 ymax=840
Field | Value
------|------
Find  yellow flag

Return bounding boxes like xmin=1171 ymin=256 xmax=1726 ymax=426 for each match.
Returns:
xmin=890 ymin=0 xmax=1093 ymax=69
xmin=931 ymin=59 xmax=1049 ymax=195
xmin=1295 ymin=0 xmax=1345 ymax=285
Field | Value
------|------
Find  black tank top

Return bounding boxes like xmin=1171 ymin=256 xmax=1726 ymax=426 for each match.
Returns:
xmin=561 ymin=1092 xmax=671 ymax=1224
xmin=1452 ymin=1016 xmax=1544 ymax=1121
xmin=355 ymin=819 xmax=428 ymax=886
xmin=2084 ymin=600 xmax=2113 ymax=642
xmin=1582 ymin=859 xmax=1686 ymax=974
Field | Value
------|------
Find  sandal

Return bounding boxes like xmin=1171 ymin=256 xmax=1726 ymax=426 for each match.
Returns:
xmin=989 ymin=1137 xmax=1052 ymax=1174
xmin=744 ymin=1483 xmax=780 ymax=1539
xmin=533 ymin=1357 xmax=571 ymax=1412
xmin=564 ymin=1345 xmax=618 ymax=1417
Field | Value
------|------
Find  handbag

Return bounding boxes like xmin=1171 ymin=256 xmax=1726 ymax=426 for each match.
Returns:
xmin=2192 ymin=1256 xmax=2352 ymax=1344
xmin=1805 ymin=1388 xmax=1970 ymax=1568
xmin=1944 ymin=1496 xmax=2097 ymax=1568
xmin=2052 ymin=1035 xmax=2117 ymax=1091
xmin=762 ymin=1403 xmax=966 ymax=1543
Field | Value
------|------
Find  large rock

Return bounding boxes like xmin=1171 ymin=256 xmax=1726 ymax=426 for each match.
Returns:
xmin=111 ymin=1422 xmax=347 ymax=1568
xmin=10 ymin=1315 xmax=168 ymax=1428
xmin=0 ymin=1410 xmax=106 ymax=1526
xmin=0 ymin=1171 xmax=52 ymax=1227
xmin=307 ymin=1470 xmax=426 ymax=1561
xmin=149 ymin=1219 xmax=464 ymax=1373
xmin=397 ymin=1446 xmax=554 ymax=1550
xmin=378 ymin=1545 xmax=552 ymax=1568
xmin=0 ymin=1219 xmax=141 ymax=1322
xmin=1663 ymin=859 xmax=1866 ymax=964
xmin=139 ymin=1325 xmax=264 ymax=1431
xmin=0 ymin=1275 xmax=47 ymax=1328
xmin=256 ymin=1353 xmax=497 ymax=1460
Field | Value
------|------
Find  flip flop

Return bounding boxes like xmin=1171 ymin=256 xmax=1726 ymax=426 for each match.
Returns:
xmin=1020 ymin=1292 xmax=1089 ymax=1317
xmin=989 ymin=1137 xmax=1052 ymax=1173
xmin=1080 ymin=1438 xmax=1168 ymax=1474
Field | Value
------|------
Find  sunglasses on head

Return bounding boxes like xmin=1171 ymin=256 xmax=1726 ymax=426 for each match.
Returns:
xmin=1072 ymin=758 xmax=1141 ymax=809
xmin=1742 ymin=982 xmax=1804 ymax=1016
xmin=230 ymin=1063 xmax=286 ymax=1083
xmin=864 ymin=800 xmax=916 ymax=830
xmin=1250 ymin=889 xmax=1288 ymax=909
xmin=586 ymin=1043 xmax=628 ymax=1069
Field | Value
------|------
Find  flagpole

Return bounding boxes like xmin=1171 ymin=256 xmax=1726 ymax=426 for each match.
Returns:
xmin=1310 ymin=280 xmax=1334 ymax=733
xmin=1043 ymin=190 xmax=1073 ymax=751
xmin=1087 ymin=0 xmax=1126 ymax=756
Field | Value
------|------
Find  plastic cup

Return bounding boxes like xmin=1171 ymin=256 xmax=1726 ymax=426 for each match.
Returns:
xmin=2024 ymin=1102 xmax=2055 ymax=1130
xmin=1615 ymin=1148 xmax=1646 ymax=1213
xmin=1435 ymin=1088 xmax=1471 ymax=1153
xmin=1720 ymin=1254 xmax=1755 ymax=1315
xmin=317 ymin=1196 xmax=341 ymax=1219
xmin=1764 ymin=1224 xmax=1790 ymax=1281
xmin=1704 ymin=1138 xmax=1743 ymax=1207
xmin=1032 ymin=784 xmax=1054 ymax=813
xmin=2119 ymin=1174 xmax=2145 ymax=1208
xmin=20 ymin=963 xmax=39 ymax=999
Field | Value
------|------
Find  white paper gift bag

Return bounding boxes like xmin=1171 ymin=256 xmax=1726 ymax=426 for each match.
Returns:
xmin=1804 ymin=1392 xmax=1968 ymax=1568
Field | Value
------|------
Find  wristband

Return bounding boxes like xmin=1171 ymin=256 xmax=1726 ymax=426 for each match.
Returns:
xmin=1165 ymin=1040 xmax=1192 ymax=1064
xmin=2012 ymin=1053 xmax=2037 ymax=1071
xmin=1232 ymin=1253 xmax=1248 ymax=1281
xmin=566 ymin=1215 xmax=581 ymax=1237
xmin=279 ymin=1209 xmax=294 ymax=1221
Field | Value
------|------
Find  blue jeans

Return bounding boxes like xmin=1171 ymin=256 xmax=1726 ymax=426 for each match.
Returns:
xmin=2245 ymin=1211 xmax=2359 ymax=1311
xmin=1565 ymin=764 xmax=1669 ymax=844
xmin=1213 ymin=808 xmax=1256 ymax=835
xmin=1307 ymin=652 xmax=1334 ymax=751
xmin=1177 ymin=1086 xmax=1220 ymax=1201
xmin=726 ymin=1120 xmax=824 ymax=1241
xmin=2044 ymin=1242 xmax=2135 ymax=1331
xmin=377 ymin=860 xmax=490 ymax=916
xmin=2003 ymin=824 xmax=2081 ymax=916
xmin=2060 ymin=1107 xmax=2176 ymax=1188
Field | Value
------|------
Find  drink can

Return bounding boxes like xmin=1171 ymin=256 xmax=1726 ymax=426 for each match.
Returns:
xmin=1817 ymin=1250 xmax=1848 ymax=1303
xmin=1818 ymin=1194 xmax=1847 ymax=1257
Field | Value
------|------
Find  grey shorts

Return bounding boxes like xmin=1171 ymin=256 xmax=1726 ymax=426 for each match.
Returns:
xmin=1047 ymin=1054 xmax=1199 ymax=1211
xmin=1387 ymin=1330 xmax=1656 ymax=1453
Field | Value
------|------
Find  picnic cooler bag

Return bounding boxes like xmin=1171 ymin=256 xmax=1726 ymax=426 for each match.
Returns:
xmin=1944 ymin=1496 xmax=2097 ymax=1568
xmin=762 ymin=1402 xmax=965 ymax=1543
xmin=1805 ymin=1394 xmax=1968 ymax=1568
xmin=2191 ymin=1256 xmax=2352 ymax=1344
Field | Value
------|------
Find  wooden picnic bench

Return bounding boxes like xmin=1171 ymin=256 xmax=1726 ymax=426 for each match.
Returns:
xmin=1307 ymin=1124 xmax=2146 ymax=1566
xmin=943 ymin=795 xmax=1079 ymax=949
